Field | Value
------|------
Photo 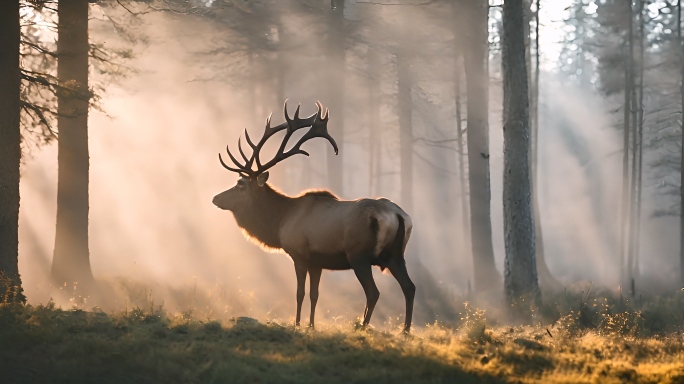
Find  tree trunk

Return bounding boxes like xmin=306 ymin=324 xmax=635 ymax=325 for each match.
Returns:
xmin=633 ymin=0 xmax=645 ymax=280
xmin=455 ymin=55 xmax=471 ymax=274
xmin=679 ymin=0 xmax=684 ymax=287
xmin=620 ymin=0 xmax=633 ymax=288
xmin=327 ymin=0 xmax=345 ymax=195
xmin=398 ymin=51 xmax=413 ymax=213
xmin=627 ymin=0 xmax=638 ymax=294
xmin=368 ymin=49 xmax=380 ymax=196
xmin=0 ymin=0 xmax=25 ymax=303
xmin=529 ymin=0 xmax=558 ymax=290
xmin=502 ymin=0 xmax=539 ymax=304
xmin=269 ymin=45 xmax=288 ymax=191
xmin=464 ymin=0 xmax=498 ymax=292
xmin=53 ymin=0 xmax=94 ymax=289
xmin=453 ymin=1 xmax=472 ymax=285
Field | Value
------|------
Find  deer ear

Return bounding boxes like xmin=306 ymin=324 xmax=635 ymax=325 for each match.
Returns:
xmin=256 ymin=172 xmax=269 ymax=187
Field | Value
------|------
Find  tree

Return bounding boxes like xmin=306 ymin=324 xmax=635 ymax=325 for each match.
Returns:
xmin=680 ymin=0 xmax=684 ymax=287
xmin=463 ymin=0 xmax=499 ymax=293
xmin=621 ymin=0 xmax=633 ymax=287
xmin=0 ymin=0 xmax=25 ymax=303
xmin=52 ymin=0 xmax=94 ymax=289
xmin=398 ymin=49 xmax=413 ymax=214
xmin=529 ymin=0 xmax=559 ymax=290
xmin=502 ymin=0 xmax=539 ymax=304
xmin=327 ymin=0 xmax=346 ymax=195
xmin=452 ymin=0 xmax=472 ymax=290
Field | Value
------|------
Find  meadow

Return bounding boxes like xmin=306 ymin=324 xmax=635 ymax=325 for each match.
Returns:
xmin=3 ymin=283 xmax=684 ymax=384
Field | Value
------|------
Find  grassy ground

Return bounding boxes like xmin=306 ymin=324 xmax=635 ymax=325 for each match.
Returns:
xmin=2 ymin=299 xmax=684 ymax=384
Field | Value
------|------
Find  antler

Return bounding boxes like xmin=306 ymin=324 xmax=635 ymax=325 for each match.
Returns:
xmin=219 ymin=101 xmax=338 ymax=178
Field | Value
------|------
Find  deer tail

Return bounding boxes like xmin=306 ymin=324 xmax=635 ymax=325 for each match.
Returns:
xmin=392 ymin=214 xmax=406 ymax=260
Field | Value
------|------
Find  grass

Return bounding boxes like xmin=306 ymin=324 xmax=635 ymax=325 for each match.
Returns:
xmin=2 ymin=293 xmax=684 ymax=384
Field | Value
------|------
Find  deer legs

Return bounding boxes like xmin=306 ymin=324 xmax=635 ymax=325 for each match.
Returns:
xmin=386 ymin=258 xmax=416 ymax=333
xmin=294 ymin=263 xmax=307 ymax=326
xmin=294 ymin=263 xmax=323 ymax=328
xmin=308 ymin=267 xmax=322 ymax=327
xmin=352 ymin=260 xmax=380 ymax=327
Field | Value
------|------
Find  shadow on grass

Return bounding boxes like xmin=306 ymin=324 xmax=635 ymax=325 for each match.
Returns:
xmin=0 ymin=304 xmax=503 ymax=384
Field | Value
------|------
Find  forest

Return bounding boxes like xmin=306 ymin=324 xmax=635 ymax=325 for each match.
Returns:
xmin=2 ymin=0 xmax=684 ymax=382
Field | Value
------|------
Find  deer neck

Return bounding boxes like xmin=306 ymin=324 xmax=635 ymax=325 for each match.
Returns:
xmin=232 ymin=184 xmax=293 ymax=249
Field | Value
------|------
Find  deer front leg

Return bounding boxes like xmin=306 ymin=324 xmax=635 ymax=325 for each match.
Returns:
xmin=294 ymin=263 xmax=307 ymax=326
xmin=308 ymin=267 xmax=322 ymax=328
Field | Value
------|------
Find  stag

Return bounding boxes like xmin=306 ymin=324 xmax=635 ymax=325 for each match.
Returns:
xmin=212 ymin=101 xmax=416 ymax=332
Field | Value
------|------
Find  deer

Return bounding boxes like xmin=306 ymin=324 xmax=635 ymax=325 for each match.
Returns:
xmin=212 ymin=101 xmax=416 ymax=332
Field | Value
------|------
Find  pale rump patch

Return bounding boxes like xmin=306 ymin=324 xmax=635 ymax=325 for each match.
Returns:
xmin=373 ymin=211 xmax=398 ymax=257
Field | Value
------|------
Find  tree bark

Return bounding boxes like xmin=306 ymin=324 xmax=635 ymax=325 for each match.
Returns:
xmin=633 ymin=0 xmax=645 ymax=280
xmin=368 ymin=49 xmax=380 ymax=196
xmin=53 ymin=0 xmax=94 ymax=289
xmin=502 ymin=0 xmax=539 ymax=304
xmin=398 ymin=51 xmax=413 ymax=213
xmin=453 ymin=1 xmax=472 ymax=285
xmin=464 ymin=0 xmax=498 ymax=292
xmin=529 ymin=0 xmax=558 ymax=290
xmin=0 ymin=0 xmax=25 ymax=303
xmin=679 ymin=0 xmax=684 ymax=287
xmin=627 ymin=0 xmax=639 ymax=294
xmin=620 ymin=0 xmax=633 ymax=287
xmin=327 ymin=0 xmax=345 ymax=195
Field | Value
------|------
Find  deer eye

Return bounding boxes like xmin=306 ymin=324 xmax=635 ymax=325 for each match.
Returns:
xmin=236 ymin=182 xmax=246 ymax=190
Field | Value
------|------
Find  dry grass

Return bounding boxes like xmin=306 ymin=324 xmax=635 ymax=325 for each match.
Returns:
xmin=2 ymin=296 xmax=684 ymax=384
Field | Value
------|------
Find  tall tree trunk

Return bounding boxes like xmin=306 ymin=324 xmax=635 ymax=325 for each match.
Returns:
xmin=502 ymin=0 xmax=539 ymax=304
xmin=620 ymin=0 xmax=633 ymax=288
xmin=0 ymin=0 xmax=25 ymax=303
xmin=327 ymin=0 xmax=345 ymax=195
xmin=368 ymin=49 xmax=380 ymax=196
xmin=633 ymin=0 xmax=645 ymax=280
xmin=627 ymin=0 xmax=638 ymax=294
xmin=524 ymin=0 xmax=560 ymax=290
xmin=464 ymin=0 xmax=498 ymax=292
xmin=53 ymin=0 xmax=94 ymax=289
xmin=269 ymin=43 xmax=288 ymax=191
xmin=453 ymin=2 xmax=472 ymax=285
xmin=456 ymin=55 xmax=471 ymax=275
xmin=398 ymin=51 xmax=413 ymax=213
xmin=679 ymin=0 xmax=684 ymax=287
xmin=529 ymin=0 xmax=557 ymax=290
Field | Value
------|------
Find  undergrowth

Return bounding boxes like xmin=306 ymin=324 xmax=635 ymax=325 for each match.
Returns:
xmin=2 ymin=284 xmax=684 ymax=383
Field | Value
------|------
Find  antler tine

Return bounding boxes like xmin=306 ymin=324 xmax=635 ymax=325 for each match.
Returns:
xmin=293 ymin=104 xmax=301 ymax=122
xmin=218 ymin=153 xmax=248 ymax=175
xmin=220 ymin=101 xmax=334 ymax=177
xmin=283 ymin=100 xmax=292 ymax=124
xmin=237 ymin=137 xmax=250 ymax=163
xmin=255 ymin=102 xmax=338 ymax=174
xmin=225 ymin=144 xmax=248 ymax=170
xmin=244 ymin=128 xmax=256 ymax=149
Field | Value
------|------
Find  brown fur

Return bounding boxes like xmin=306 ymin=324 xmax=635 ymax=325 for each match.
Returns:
xmin=212 ymin=179 xmax=416 ymax=332
xmin=301 ymin=190 xmax=338 ymax=199
xmin=231 ymin=183 xmax=291 ymax=249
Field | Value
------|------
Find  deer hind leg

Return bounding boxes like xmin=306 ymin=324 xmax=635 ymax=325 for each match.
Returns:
xmin=387 ymin=257 xmax=416 ymax=333
xmin=294 ymin=263 xmax=307 ymax=326
xmin=308 ymin=267 xmax=322 ymax=328
xmin=351 ymin=259 xmax=380 ymax=327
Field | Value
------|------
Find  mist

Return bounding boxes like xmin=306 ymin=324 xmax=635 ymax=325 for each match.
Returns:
xmin=15 ymin=0 xmax=682 ymax=330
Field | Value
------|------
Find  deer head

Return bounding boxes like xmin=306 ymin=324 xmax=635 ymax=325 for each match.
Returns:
xmin=212 ymin=101 xmax=338 ymax=211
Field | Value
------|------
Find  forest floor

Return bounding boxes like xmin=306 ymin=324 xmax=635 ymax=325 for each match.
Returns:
xmin=2 ymin=297 xmax=684 ymax=384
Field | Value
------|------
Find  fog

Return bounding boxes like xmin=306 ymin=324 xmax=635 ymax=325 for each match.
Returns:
xmin=16 ymin=0 xmax=682 ymax=328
